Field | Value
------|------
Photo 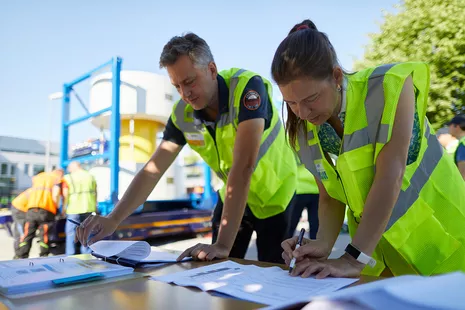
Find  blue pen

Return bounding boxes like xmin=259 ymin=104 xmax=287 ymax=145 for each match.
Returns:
xmin=67 ymin=218 xmax=82 ymax=226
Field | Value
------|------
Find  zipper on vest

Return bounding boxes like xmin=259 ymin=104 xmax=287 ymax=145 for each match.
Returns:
xmin=335 ymin=169 xmax=359 ymax=224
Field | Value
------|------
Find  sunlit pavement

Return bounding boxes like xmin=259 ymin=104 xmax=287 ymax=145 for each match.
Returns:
xmin=0 ymin=221 xmax=350 ymax=261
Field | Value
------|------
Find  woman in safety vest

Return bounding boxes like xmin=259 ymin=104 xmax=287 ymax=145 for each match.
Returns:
xmin=274 ymin=19 xmax=465 ymax=278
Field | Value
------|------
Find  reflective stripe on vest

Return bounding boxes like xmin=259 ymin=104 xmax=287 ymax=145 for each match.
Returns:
xmin=342 ymin=64 xmax=395 ymax=154
xmin=386 ymin=118 xmax=443 ymax=230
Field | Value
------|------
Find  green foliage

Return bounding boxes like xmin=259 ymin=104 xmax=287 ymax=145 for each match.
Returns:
xmin=354 ymin=0 xmax=465 ymax=129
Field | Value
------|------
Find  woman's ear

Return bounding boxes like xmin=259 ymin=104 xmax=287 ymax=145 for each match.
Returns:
xmin=333 ymin=66 xmax=343 ymax=87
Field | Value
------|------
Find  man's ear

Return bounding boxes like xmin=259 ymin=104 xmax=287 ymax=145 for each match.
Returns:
xmin=208 ymin=62 xmax=218 ymax=80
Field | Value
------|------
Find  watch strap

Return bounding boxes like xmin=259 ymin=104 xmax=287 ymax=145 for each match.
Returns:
xmin=345 ymin=243 xmax=376 ymax=268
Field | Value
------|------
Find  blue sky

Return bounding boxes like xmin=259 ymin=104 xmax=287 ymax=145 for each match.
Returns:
xmin=0 ymin=0 xmax=399 ymax=145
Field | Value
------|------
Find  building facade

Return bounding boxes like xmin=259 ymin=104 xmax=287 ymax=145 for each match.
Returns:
xmin=0 ymin=136 xmax=59 ymax=205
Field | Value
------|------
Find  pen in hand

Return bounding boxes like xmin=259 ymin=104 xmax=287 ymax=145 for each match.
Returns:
xmin=289 ymin=228 xmax=306 ymax=274
xmin=67 ymin=218 xmax=98 ymax=243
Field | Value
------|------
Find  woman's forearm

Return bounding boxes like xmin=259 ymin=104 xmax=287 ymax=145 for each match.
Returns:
xmin=316 ymin=196 xmax=346 ymax=253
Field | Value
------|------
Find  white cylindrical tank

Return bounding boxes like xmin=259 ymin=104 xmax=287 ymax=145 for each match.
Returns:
xmin=87 ymin=70 xmax=185 ymax=201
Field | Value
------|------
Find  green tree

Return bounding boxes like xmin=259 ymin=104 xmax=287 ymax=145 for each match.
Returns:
xmin=354 ymin=0 xmax=465 ymax=129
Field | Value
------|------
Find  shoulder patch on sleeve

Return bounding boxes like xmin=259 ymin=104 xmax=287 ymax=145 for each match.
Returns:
xmin=243 ymin=90 xmax=261 ymax=111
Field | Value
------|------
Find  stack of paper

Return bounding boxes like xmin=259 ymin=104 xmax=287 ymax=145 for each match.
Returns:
xmin=0 ymin=257 xmax=134 ymax=298
xmin=90 ymin=240 xmax=191 ymax=267
xmin=264 ymin=272 xmax=465 ymax=310
xmin=152 ymin=260 xmax=358 ymax=307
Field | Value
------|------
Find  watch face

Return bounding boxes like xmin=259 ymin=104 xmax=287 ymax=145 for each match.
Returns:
xmin=345 ymin=243 xmax=361 ymax=259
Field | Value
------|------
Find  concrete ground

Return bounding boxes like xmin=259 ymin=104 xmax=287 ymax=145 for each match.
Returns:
xmin=0 ymin=210 xmax=350 ymax=261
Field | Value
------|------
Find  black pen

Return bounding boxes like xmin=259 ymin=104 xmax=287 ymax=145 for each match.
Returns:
xmin=289 ymin=228 xmax=305 ymax=274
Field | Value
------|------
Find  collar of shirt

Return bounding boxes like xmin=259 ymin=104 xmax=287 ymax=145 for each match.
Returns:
xmin=193 ymin=75 xmax=229 ymax=127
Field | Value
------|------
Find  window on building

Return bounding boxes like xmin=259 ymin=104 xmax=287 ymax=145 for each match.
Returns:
xmin=33 ymin=164 xmax=45 ymax=176
xmin=1 ymin=163 xmax=8 ymax=175
xmin=24 ymin=164 xmax=30 ymax=175
xmin=10 ymin=164 xmax=16 ymax=176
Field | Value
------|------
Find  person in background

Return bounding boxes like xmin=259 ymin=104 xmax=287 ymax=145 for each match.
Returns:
xmin=75 ymin=32 xmax=298 ymax=264
xmin=447 ymin=114 xmax=465 ymax=179
xmin=10 ymin=188 xmax=31 ymax=258
xmin=274 ymin=19 xmax=465 ymax=278
xmin=437 ymin=132 xmax=458 ymax=155
xmin=60 ymin=161 xmax=97 ymax=255
xmin=288 ymin=160 xmax=319 ymax=239
xmin=17 ymin=169 xmax=64 ymax=258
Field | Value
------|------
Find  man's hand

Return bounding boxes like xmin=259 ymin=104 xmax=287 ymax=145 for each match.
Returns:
xmin=176 ymin=243 xmax=230 ymax=262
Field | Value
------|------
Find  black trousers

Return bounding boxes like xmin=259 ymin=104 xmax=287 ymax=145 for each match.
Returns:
xmin=17 ymin=208 xmax=56 ymax=258
xmin=287 ymin=193 xmax=319 ymax=239
xmin=11 ymin=207 xmax=26 ymax=258
xmin=211 ymin=195 xmax=294 ymax=264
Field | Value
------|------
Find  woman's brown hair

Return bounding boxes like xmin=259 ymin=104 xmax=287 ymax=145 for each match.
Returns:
xmin=271 ymin=19 xmax=340 ymax=149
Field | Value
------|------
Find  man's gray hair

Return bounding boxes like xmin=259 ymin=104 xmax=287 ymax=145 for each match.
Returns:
xmin=159 ymin=32 xmax=214 ymax=69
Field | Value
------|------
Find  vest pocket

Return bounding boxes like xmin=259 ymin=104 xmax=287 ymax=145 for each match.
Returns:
xmin=384 ymin=197 xmax=461 ymax=275
xmin=339 ymin=145 xmax=375 ymax=212
xmin=250 ymin=158 xmax=284 ymax=207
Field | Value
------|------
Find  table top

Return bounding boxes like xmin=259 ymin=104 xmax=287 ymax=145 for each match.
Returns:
xmin=0 ymin=256 xmax=382 ymax=310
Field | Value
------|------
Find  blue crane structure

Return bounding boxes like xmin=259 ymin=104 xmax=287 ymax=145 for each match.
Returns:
xmin=1 ymin=57 xmax=217 ymax=254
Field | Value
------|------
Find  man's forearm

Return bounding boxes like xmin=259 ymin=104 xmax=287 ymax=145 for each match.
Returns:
xmin=215 ymin=165 xmax=253 ymax=250
xmin=108 ymin=141 xmax=181 ymax=224
xmin=108 ymin=168 xmax=163 ymax=224
xmin=316 ymin=196 xmax=346 ymax=251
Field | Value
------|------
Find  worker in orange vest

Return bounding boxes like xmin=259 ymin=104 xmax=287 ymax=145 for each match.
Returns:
xmin=17 ymin=169 xmax=64 ymax=258
xmin=11 ymin=188 xmax=31 ymax=258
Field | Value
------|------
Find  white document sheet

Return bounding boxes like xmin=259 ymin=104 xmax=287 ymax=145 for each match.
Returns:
xmin=90 ymin=240 xmax=151 ymax=260
xmin=265 ymin=272 xmax=465 ymax=310
xmin=0 ymin=256 xmax=80 ymax=268
xmin=141 ymin=247 xmax=187 ymax=263
xmin=90 ymin=241 xmax=191 ymax=267
xmin=152 ymin=260 xmax=358 ymax=306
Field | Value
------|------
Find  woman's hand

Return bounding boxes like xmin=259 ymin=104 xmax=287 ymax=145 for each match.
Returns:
xmin=290 ymin=253 xmax=365 ymax=279
xmin=281 ymin=237 xmax=331 ymax=265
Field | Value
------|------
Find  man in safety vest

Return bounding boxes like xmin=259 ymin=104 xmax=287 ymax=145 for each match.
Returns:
xmin=447 ymin=114 xmax=465 ymax=180
xmin=60 ymin=161 xmax=97 ymax=255
xmin=17 ymin=169 xmax=64 ymax=258
xmin=288 ymin=162 xmax=319 ymax=239
xmin=75 ymin=32 xmax=298 ymax=264
xmin=11 ymin=188 xmax=31 ymax=258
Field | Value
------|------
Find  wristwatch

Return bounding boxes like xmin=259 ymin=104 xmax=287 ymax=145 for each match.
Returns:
xmin=344 ymin=243 xmax=377 ymax=268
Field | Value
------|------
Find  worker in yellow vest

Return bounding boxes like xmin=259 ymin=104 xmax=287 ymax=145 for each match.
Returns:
xmin=17 ymin=169 xmax=64 ymax=258
xmin=61 ymin=161 xmax=97 ymax=255
xmin=274 ymin=19 xmax=465 ymax=278
xmin=76 ymin=32 xmax=297 ymax=264
xmin=287 ymin=158 xmax=319 ymax=240
xmin=11 ymin=188 xmax=31 ymax=258
xmin=446 ymin=115 xmax=465 ymax=180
